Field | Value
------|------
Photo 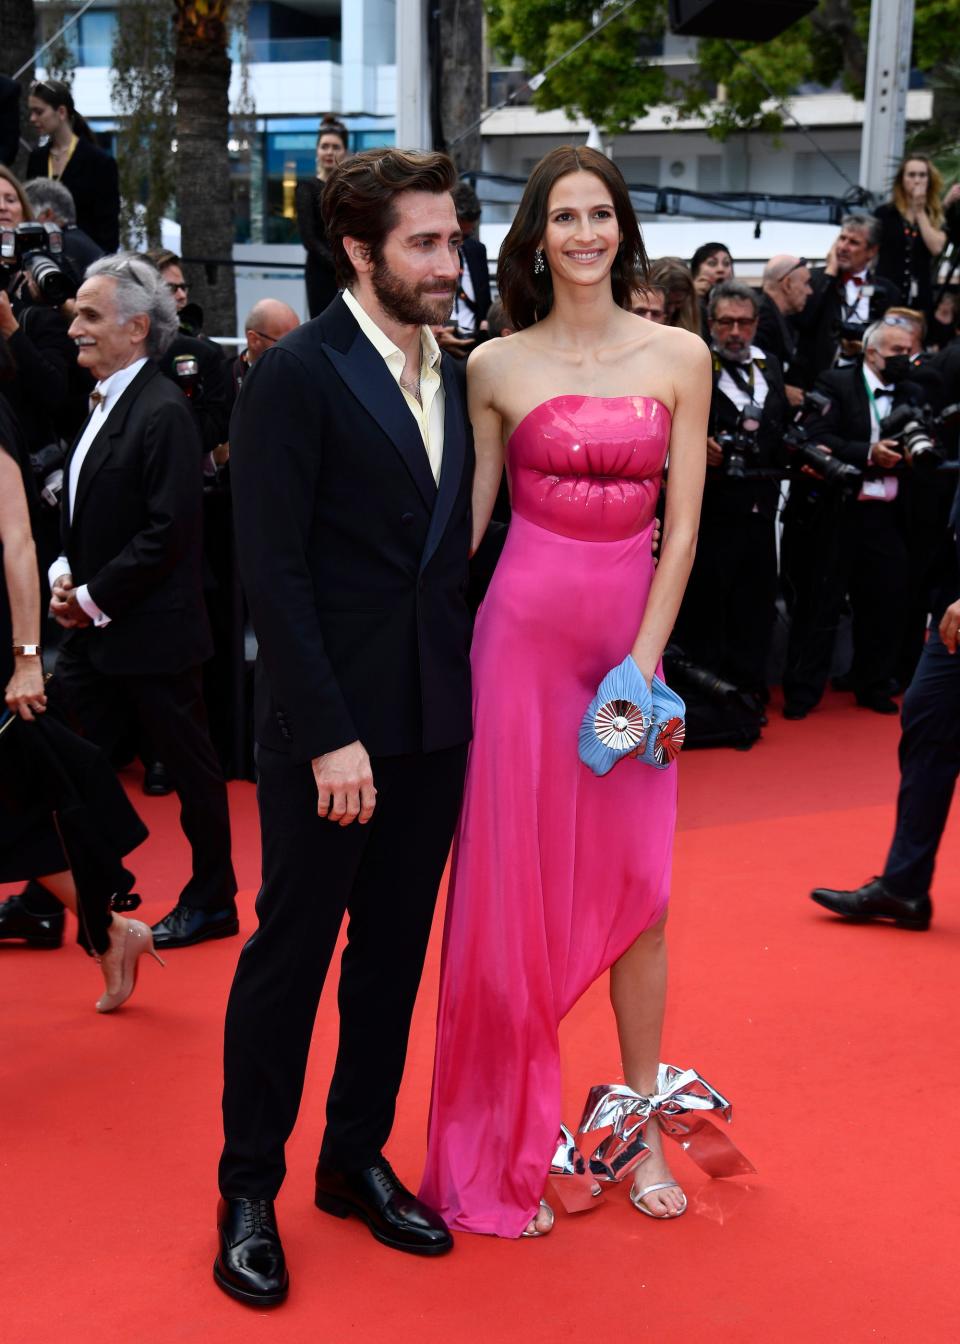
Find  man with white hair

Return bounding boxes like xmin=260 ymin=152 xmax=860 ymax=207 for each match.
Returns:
xmin=47 ymin=253 xmax=238 ymax=947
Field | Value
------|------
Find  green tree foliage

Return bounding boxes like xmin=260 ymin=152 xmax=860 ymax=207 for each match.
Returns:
xmin=486 ymin=0 xmax=960 ymax=141
xmin=111 ymin=0 xmax=175 ymax=247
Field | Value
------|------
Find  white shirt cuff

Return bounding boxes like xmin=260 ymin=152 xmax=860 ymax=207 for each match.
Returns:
xmin=48 ymin=555 xmax=71 ymax=588
xmin=75 ymin=584 xmax=111 ymax=627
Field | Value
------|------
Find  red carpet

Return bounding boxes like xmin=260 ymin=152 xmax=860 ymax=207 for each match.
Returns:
xmin=3 ymin=691 xmax=959 ymax=1343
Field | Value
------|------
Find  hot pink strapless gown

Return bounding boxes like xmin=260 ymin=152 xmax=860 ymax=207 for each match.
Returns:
xmin=419 ymin=395 xmax=677 ymax=1238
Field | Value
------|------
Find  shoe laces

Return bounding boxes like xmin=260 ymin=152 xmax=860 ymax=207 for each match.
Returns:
xmin=241 ymin=1199 xmax=273 ymax=1232
xmin=370 ymin=1159 xmax=403 ymax=1200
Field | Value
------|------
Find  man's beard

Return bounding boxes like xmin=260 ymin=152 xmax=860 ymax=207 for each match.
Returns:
xmin=371 ymin=255 xmax=455 ymax=327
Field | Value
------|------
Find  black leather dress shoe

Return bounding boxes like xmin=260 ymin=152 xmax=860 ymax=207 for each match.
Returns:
xmin=782 ymin=703 xmax=809 ymax=721
xmin=150 ymin=903 xmax=239 ymax=949
xmin=0 ymin=890 xmax=65 ymax=948
xmin=855 ymin=692 xmax=899 ymax=715
xmin=315 ymin=1157 xmax=453 ymax=1256
xmin=214 ymin=1197 xmax=288 ymax=1306
xmin=810 ymin=877 xmax=931 ymax=930
xmin=143 ymin=761 xmax=173 ymax=796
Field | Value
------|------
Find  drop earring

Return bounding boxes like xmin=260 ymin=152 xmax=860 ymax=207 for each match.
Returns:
xmin=534 ymin=248 xmax=545 ymax=275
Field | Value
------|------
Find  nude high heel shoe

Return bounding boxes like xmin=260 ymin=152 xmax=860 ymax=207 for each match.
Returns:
xmin=95 ymin=918 xmax=165 ymax=1013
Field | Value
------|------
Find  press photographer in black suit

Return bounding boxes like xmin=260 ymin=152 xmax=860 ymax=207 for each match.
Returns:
xmin=672 ymin=280 xmax=788 ymax=706
xmin=781 ymin=318 xmax=926 ymax=718
xmin=793 ymin=213 xmax=901 ymax=388
xmin=216 ymin=149 xmax=474 ymax=1306
xmin=810 ymin=478 xmax=960 ymax=932
xmin=46 ymin=254 xmax=237 ymax=948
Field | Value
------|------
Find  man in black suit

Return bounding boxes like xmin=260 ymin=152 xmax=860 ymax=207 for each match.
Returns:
xmin=781 ymin=317 xmax=924 ymax=717
xmin=215 ymin=149 xmax=473 ymax=1307
xmin=0 ymin=74 xmax=19 ymax=167
xmin=793 ymin=213 xmax=901 ymax=388
xmin=756 ymin=254 xmax=811 ymax=406
xmin=47 ymin=253 xmax=237 ymax=946
xmin=809 ymin=480 xmax=960 ymax=931
xmin=672 ymin=280 xmax=789 ymax=706
xmin=435 ymin=182 xmax=491 ymax=358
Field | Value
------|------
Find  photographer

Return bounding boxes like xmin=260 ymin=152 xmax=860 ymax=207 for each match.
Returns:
xmin=782 ymin=318 xmax=926 ymax=718
xmin=793 ymin=213 xmax=901 ymax=387
xmin=23 ymin=177 xmax=103 ymax=284
xmin=672 ymin=280 xmax=788 ymax=706
xmin=0 ymin=166 xmax=78 ymax=565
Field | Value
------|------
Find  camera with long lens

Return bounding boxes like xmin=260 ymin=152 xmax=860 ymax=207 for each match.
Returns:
xmin=783 ymin=390 xmax=864 ymax=496
xmin=715 ymin=401 xmax=764 ymax=479
xmin=29 ymin=440 xmax=67 ymax=509
xmin=0 ymin=221 xmax=77 ymax=305
xmin=878 ymin=403 xmax=945 ymax=476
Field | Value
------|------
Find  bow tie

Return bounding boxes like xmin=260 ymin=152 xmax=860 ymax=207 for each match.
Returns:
xmin=874 ymin=387 xmax=895 ymax=398
xmin=89 ymin=389 xmax=105 ymax=410
xmin=841 ymin=272 xmax=866 ymax=287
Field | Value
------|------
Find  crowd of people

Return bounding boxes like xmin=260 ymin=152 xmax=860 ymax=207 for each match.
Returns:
xmin=2 ymin=83 xmax=960 ymax=1304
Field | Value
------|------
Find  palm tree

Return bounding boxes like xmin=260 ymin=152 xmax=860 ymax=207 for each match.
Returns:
xmin=172 ymin=0 xmax=235 ymax=336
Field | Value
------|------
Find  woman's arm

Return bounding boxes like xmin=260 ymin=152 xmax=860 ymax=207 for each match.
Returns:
xmin=914 ymin=206 xmax=947 ymax=259
xmin=0 ymin=449 xmax=45 ymax=720
xmin=295 ymin=180 xmax=333 ymax=263
xmin=630 ymin=335 xmax=711 ymax=684
xmin=466 ymin=342 xmax=507 ymax=555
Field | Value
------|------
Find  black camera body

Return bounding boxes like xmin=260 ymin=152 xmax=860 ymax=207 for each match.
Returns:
xmin=783 ymin=390 xmax=863 ymax=497
xmin=0 ymin=220 xmax=77 ymax=305
xmin=878 ymin=402 xmax=951 ymax=476
xmin=715 ymin=401 xmax=764 ymax=479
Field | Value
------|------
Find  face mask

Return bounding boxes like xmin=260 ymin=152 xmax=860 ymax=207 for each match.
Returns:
xmin=882 ymin=354 xmax=912 ymax=384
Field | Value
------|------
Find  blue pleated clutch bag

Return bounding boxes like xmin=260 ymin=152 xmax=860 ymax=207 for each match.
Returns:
xmin=578 ymin=656 xmax=653 ymax=777
xmin=638 ymin=676 xmax=687 ymax=770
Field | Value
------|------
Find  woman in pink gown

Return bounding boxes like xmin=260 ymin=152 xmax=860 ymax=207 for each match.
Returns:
xmin=420 ymin=147 xmax=710 ymax=1238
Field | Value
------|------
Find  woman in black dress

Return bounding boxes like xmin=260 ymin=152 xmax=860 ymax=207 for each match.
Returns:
xmin=875 ymin=156 xmax=948 ymax=319
xmin=0 ymin=396 xmax=160 ymax=1012
xmin=26 ymin=78 xmax=120 ymax=254
xmin=295 ymin=116 xmax=348 ymax=318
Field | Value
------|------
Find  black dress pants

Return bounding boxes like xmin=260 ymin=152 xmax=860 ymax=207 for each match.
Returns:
xmin=883 ymin=626 xmax=960 ymax=898
xmin=673 ymin=505 xmax=779 ymax=696
xmin=219 ymin=742 xmax=468 ymax=1199
xmin=783 ymin=493 xmax=908 ymax=709
xmin=49 ymin=637 xmax=237 ymax=912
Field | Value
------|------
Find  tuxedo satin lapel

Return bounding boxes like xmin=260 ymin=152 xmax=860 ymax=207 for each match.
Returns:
xmin=421 ymin=356 xmax=467 ymax=573
xmin=323 ymin=335 xmax=438 ymax=508
xmin=69 ymin=363 xmax=156 ymax=526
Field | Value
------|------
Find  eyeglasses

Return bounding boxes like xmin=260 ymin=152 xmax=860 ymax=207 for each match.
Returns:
xmin=882 ymin=314 xmax=917 ymax=330
xmin=712 ymin=316 xmax=757 ymax=330
xmin=252 ymin=330 xmax=278 ymax=343
xmin=165 ymin=280 xmax=188 ymax=293
xmin=779 ymin=257 xmax=809 ymax=281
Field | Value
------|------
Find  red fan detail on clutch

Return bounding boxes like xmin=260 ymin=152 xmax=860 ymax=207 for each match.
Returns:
xmin=654 ymin=716 xmax=685 ymax=765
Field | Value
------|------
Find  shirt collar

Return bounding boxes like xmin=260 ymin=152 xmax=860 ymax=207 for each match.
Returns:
xmin=95 ymin=356 xmax=149 ymax=409
xmin=343 ymin=288 xmax=441 ymax=372
xmin=863 ymin=363 xmax=892 ymax=394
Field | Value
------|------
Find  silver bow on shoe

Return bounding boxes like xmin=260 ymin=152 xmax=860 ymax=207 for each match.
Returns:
xmin=549 ymin=1064 xmax=754 ymax=1210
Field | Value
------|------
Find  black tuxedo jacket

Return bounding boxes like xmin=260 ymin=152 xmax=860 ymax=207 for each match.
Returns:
xmin=705 ymin=350 xmax=789 ymax=520
xmin=230 ymin=293 xmax=474 ymax=764
xmin=460 ymin=235 xmax=492 ymax=330
xmin=810 ymin=363 xmax=925 ymax=471
xmin=794 ymin=267 xmax=901 ymax=387
xmin=755 ymin=292 xmax=798 ymax=374
xmin=59 ymin=361 xmax=212 ymax=676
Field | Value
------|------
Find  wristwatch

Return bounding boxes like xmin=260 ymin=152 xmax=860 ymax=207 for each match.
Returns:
xmin=12 ymin=644 xmax=41 ymax=657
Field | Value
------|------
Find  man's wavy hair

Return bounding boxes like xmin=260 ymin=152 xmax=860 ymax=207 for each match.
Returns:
xmin=321 ymin=148 xmax=458 ymax=289
xmin=497 ymin=146 xmax=649 ymax=331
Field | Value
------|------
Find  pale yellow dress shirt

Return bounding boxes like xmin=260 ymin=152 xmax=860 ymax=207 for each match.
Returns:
xmin=342 ymin=287 xmax=445 ymax=484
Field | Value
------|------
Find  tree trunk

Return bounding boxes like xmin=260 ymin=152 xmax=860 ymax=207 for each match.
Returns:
xmin=173 ymin=0 xmax=235 ymax=336
xmin=0 ymin=0 xmax=36 ymax=176
xmin=438 ymin=0 xmax=484 ymax=173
